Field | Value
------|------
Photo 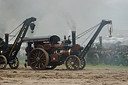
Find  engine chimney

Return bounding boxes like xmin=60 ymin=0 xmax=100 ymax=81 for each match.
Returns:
xmin=5 ymin=33 xmax=9 ymax=45
xmin=99 ymin=36 xmax=102 ymax=47
xmin=72 ymin=31 xmax=76 ymax=46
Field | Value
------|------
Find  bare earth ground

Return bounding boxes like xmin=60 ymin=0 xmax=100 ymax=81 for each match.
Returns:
xmin=0 ymin=65 xmax=128 ymax=85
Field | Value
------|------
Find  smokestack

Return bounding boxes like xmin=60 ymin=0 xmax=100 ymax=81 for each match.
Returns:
xmin=99 ymin=36 xmax=102 ymax=47
xmin=5 ymin=33 xmax=9 ymax=45
xmin=72 ymin=31 xmax=76 ymax=46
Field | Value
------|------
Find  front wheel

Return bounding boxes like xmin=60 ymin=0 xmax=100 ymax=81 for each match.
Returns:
xmin=112 ymin=55 xmax=120 ymax=66
xmin=0 ymin=55 xmax=7 ymax=69
xmin=65 ymin=55 xmax=80 ymax=70
xmin=79 ymin=57 xmax=86 ymax=70
xmin=122 ymin=59 xmax=128 ymax=66
xmin=9 ymin=57 xmax=19 ymax=69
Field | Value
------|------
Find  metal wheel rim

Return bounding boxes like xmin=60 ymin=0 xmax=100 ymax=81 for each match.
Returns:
xmin=65 ymin=55 xmax=80 ymax=70
xmin=0 ymin=55 xmax=7 ymax=69
xmin=122 ymin=59 xmax=128 ymax=66
xmin=28 ymin=48 xmax=49 ymax=70
xmin=79 ymin=58 xmax=86 ymax=70
xmin=113 ymin=56 xmax=120 ymax=65
xmin=9 ymin=57 xmax=19 ymax=69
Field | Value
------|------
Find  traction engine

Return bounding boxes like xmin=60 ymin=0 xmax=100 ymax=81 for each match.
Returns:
xmin=23 ymin=20 xmax=112 ymax=70
xmin=0 ymin=17 xmax=36 ymax=69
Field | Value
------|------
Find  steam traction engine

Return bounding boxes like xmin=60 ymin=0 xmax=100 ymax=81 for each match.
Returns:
xmin=0 ymin=17 xmax=36 ymax=69
xmin=23 ymin=35 xmax=81 ymax=70
xmin=23 ymin=20 xmax=112 ymax=70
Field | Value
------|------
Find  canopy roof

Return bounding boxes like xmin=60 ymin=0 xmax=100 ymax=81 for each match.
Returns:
xmin=23 ymin=35 xmax=60 ymax=43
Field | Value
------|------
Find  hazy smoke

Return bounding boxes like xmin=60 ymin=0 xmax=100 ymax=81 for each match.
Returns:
xmin=0 ymin=0 xmax=44 ymax=38
xmin=65 ymin=14 xmax=76 ymax=31
xmin=0 ymin=13 xmax=7 ymax=38
xmin=0 ymin=23 xmax=6 ymax=38
xmin=0 ymin=0 xmax=128 ymax=43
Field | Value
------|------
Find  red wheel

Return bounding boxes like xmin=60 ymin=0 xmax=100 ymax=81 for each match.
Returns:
xmin=28 ymin=48 xmax=49 ymax=70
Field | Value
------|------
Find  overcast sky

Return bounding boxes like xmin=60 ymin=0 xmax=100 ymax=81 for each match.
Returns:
xmin=0 ymin=0 xmax=128 ymax=44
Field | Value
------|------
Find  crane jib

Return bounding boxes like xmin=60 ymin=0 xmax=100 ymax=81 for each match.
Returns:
xmin=8 ymin=17 xmax=36 ymax=57
xmin=9 ymin=25 xmax=25 ymax=57
xmin=79 ymin=20 xmax=112 ymax=58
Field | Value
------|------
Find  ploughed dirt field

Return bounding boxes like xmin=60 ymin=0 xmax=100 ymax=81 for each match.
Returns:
xmin=0 ymin=65 xmax=128 ymax=85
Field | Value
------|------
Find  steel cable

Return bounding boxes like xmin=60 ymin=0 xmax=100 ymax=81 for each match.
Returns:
xmin=9 ymin=30 xmax=20 ymax=42
xmin=9 ymin=22 xmax=23 ymax=35
xmin=8 ymin=22 xmax=23 ymax=42
xmin=81 ymin=26 xmax=98 ymax=46
xmin=76 ymin=23 xmax=100 ymax=40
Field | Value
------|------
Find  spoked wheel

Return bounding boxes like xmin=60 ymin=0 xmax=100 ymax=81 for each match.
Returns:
xmin=0 ymin=55 xmax=7 ymax=69
xmin=65 ymin=55 xmax=80 ymax=70
xmin=122 ymin=59 xmax=128 ymax=66
xmin=113 ymin=55 xmax=120 ymax=66
xmin=79 ymin=57 xmax=86 ymax=70
xmin=9 ymin=56 xmax=19 ymax=69
xmin=28 ymin=48 xmax=49 ymax=70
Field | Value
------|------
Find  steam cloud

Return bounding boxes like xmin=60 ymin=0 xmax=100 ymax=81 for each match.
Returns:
xmin=0 ymin=0 xmax=128 ymax=42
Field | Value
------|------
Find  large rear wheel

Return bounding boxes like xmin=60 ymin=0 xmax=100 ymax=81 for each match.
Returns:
xmin=65 ymin=55 xmax=80 ymax=70
xmin=28 ymin=48 xmax=49 ymax=70
xmin=0 ymin=55 xmax=7 ymax=69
